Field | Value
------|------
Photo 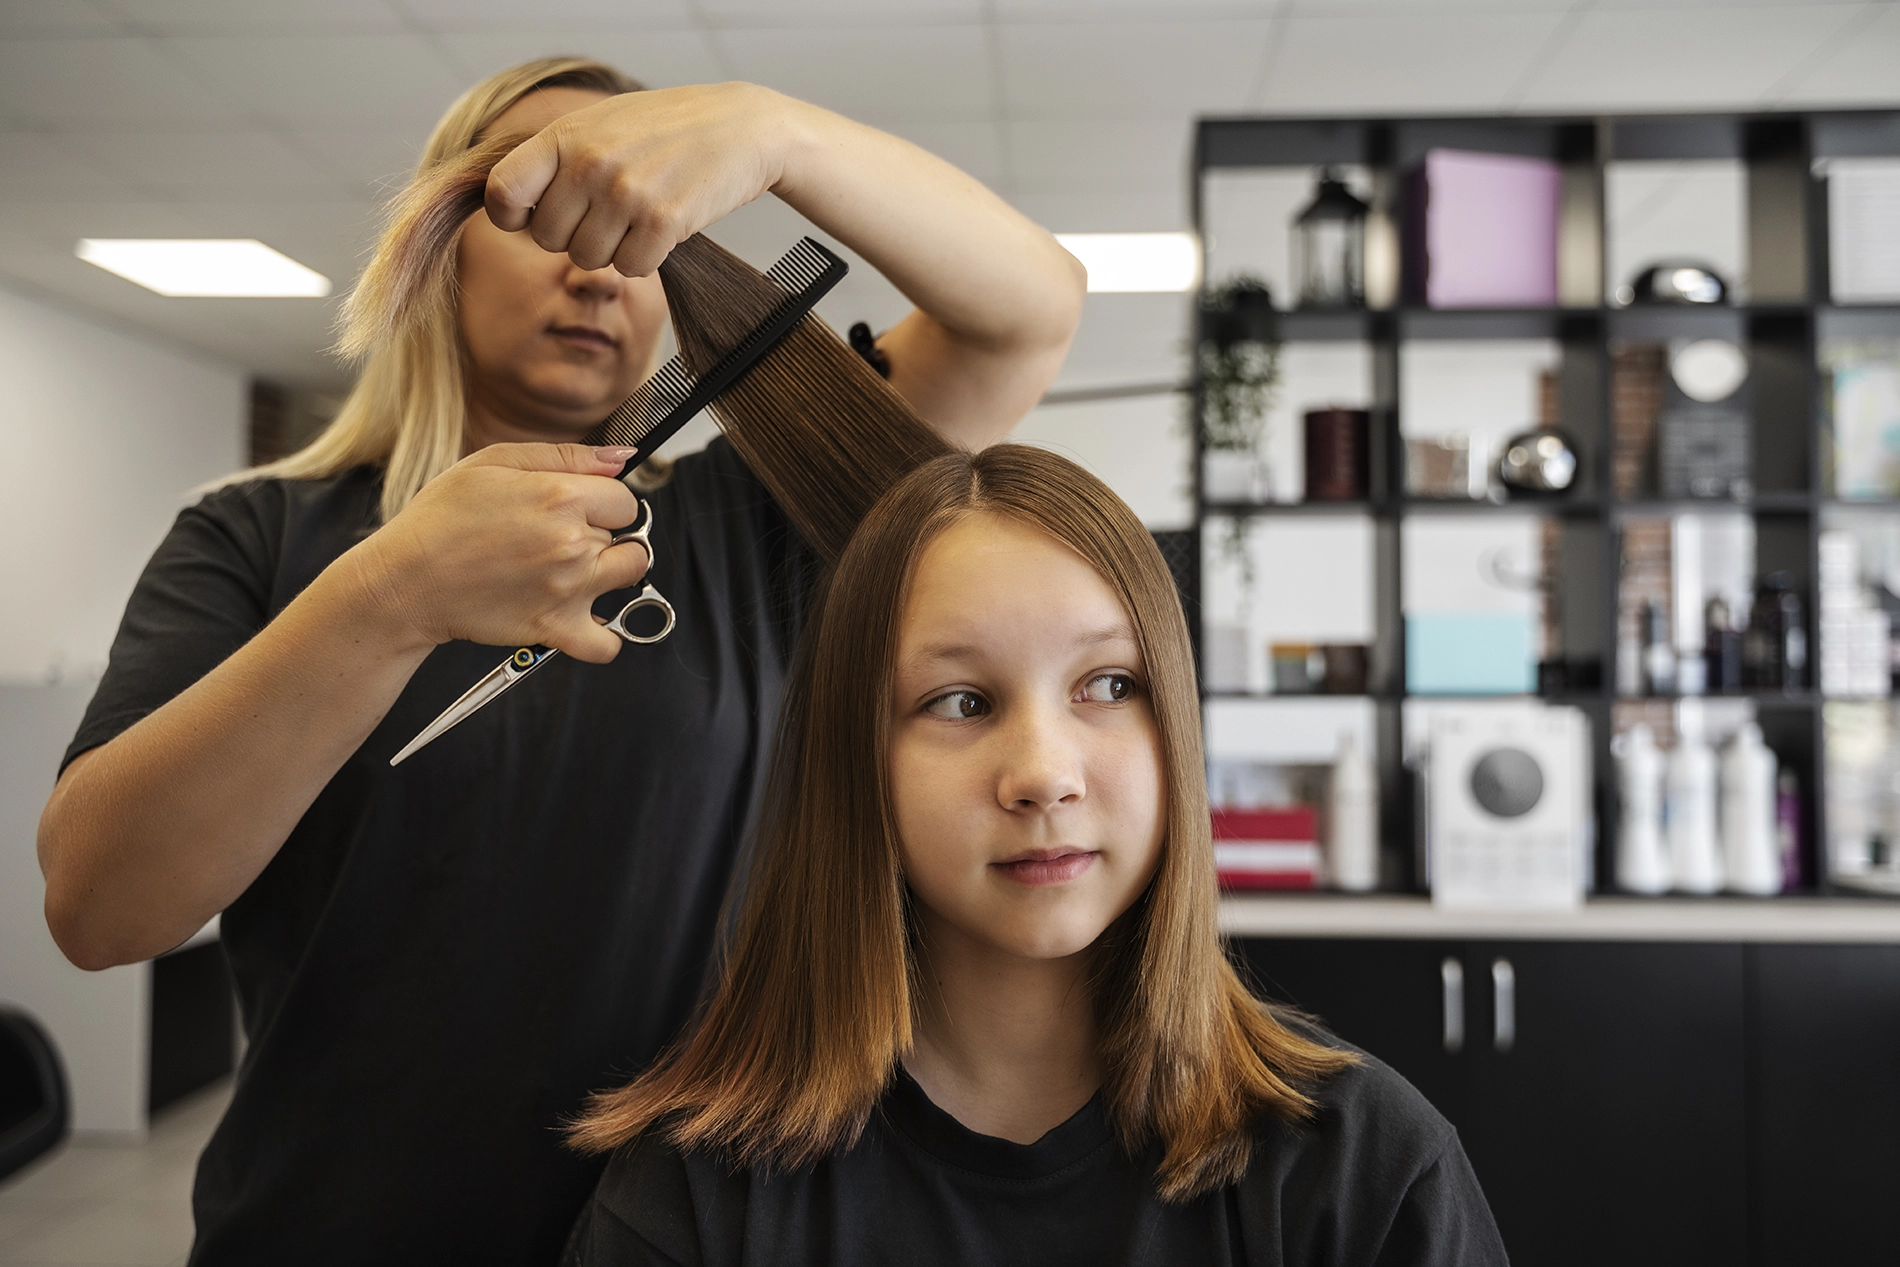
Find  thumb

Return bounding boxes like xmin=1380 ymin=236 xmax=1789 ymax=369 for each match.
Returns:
xmin=462 ymin=441 xmax=638 ymax=475
xmin=485 ymin=130 xmax=560 ymax=232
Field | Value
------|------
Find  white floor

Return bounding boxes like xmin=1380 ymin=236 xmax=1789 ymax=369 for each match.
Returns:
xmin=0 ymin=1080 xmax=229 ymax=1267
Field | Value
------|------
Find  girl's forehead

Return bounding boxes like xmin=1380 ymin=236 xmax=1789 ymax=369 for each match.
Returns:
xmin=898 ymin=514 xmax=1137 ymax=655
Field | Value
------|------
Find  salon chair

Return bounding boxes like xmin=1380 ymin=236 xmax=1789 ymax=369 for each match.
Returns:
xmin=0 ymin=1006 xmax=68 ymax=1181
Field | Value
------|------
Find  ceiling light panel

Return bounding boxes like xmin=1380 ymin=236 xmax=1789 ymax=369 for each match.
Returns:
xmin=1055 ymin=232 xmax=1200 ymax=293
xmin=76 ymin=239 xmax=332 ymax=297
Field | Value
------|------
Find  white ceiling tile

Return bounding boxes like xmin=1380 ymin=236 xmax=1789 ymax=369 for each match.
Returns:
xmin=397 ymin=0 xmax=697 ymax=32
xmin=1008 ymin=119 xmax=1190 ymax=195
xmin=1517 ymin=5 xmax=1868 ymax=111
xmin=0 ymin=1 xmax=122 ymax=37
xmin=879 ymin=121 xmax=1006 ymax=189
xmin=998 ymin=19 xmax=1273 ymax=121
xmin=289 ymin=127 xmax=428 ymax=195
xmin=161 ymin=33 xmax=470 ymax=130
xmin=0 ymin=134 xmax=139 ymax=200
xmin=0 ymin=37 xmax=249 ymax=127
xmin=996 ymin=0 xmax=1279 ymax=15
xmin=434 ymin=29 xmax=725 ymax=88
xmin=1774 ymin=5 xmax=1900 ymax=106
xmin=96 ymin=0 xmax=406 ymax=34
xmin=0 ymin=199 xmax=207 ymax=257
xmin=1255 ymin=12 xmax=1564 ymax=113
xmin=65 ymin=130 xmax=346 ymax=198
xmin=714 ymin=25 xmax=992 ymax=124
xmin=696 ymin=0 xmax=984 ymax=26
xmin=1006 ymin=188 xmax=1190 ymax=233
xmin=167 ymin=198 xmax=382 ymax=273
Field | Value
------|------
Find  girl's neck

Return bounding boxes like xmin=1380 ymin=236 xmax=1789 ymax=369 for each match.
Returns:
xmin=902 ymin=910 xmax=1102 ymax=1145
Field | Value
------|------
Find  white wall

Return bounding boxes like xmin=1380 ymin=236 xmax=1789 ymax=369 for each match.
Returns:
xmin=0 ymin=284 xmax=247 ymax=686
xmin=0 ymin=284 xmax=245 ymax=1135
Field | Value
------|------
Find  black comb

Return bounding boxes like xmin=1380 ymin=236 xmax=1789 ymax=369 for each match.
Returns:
xmin=586 ymin=236 xmax=847 ymax=462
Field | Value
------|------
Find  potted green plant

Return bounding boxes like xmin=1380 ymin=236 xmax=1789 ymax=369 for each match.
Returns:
xmin=1198 ymin=277 xmax=1282 ymax=504
xmin=1194 ymin=278 xmax=1282 ymax=691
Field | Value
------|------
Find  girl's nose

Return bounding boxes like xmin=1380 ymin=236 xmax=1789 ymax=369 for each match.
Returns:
xmin=995 ymin=706 xmax=1086 ymax=812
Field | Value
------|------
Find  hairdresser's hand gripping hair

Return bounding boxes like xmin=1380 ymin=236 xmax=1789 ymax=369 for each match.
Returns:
xmin=339 ymin=130 xmax=951 ymax=561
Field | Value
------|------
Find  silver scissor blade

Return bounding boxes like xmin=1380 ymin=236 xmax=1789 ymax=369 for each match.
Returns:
xmin=388 ymin=646 xmax=560 ymax=767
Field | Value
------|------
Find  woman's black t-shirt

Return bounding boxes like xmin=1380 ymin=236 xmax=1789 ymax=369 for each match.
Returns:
xmin=64 ymin=437 xmax=817 ymax=1266
xmin=565 ymin=1054 xmax=1507 ymax=1267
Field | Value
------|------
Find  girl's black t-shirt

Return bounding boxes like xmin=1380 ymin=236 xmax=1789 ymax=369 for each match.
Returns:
xmin=64 ymin=437 xmax=818 ymax=1267
xmin=565 ymin=1054 xmax=1508 ymax=1267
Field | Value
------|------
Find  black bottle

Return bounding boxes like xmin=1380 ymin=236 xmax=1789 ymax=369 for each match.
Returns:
xmin=1704 ymin=596 xmax=1744 ymax=693
xmin=1642 ymin=599 xmax=1675 ymax=696
xmin=1742 ymin=572 xmax=1808 ymax=690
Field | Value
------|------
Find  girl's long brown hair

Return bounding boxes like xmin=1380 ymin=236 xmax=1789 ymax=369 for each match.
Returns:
xmin=570 ymin=445 xmax=1355 ymax=1201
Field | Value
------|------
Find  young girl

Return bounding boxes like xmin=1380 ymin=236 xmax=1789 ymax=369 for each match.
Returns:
xmin=564 ymin=446 xmax=1506 ymax=1265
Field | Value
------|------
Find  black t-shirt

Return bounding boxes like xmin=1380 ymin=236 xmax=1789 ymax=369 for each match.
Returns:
xmin=565 ymin=1046 xmax=1507 ymax=1267
xmin=65 ymin=437 xmax=817 ymax=1266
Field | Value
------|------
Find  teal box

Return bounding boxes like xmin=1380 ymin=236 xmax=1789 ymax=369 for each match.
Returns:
xmin=1406 ymin=613 xmax=1536 ymax=694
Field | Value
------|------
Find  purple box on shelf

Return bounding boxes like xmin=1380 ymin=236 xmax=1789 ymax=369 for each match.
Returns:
xmin=1404 ymin=149 xmax=1560 ymax=309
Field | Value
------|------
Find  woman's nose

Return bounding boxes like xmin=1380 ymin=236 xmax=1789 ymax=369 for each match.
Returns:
xmin=995 ymin=707 xmax=1085 ymax=812
xmin=566 ymin=262 xmax=623 ymax=301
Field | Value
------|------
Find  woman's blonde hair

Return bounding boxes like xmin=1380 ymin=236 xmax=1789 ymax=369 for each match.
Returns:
xmin=569 ymin=445 xmax=1356 ymax=1201
xmin=248 ymin=57 xmax=642 ymax=524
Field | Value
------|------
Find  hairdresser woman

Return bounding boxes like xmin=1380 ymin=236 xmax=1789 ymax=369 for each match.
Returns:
xmin=37 ymin=57 xmax=1082 ymax=1266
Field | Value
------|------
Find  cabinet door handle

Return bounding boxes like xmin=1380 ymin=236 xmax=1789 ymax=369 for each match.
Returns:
xmin=1492 ymin=957 xmax=1516 ymax=1053
xmin=1441 ymin=956 xmax=1464 ymax=1053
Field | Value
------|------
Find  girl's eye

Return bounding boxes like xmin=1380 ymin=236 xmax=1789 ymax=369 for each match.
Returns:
xmin=1078 ymin=673 xmax=1137 ymax=704
xmin=924 ymin=690 xmax=990 ymax=720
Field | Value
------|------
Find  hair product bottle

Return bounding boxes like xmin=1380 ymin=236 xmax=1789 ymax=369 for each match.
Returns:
xmin=1721 ymin=722 xmax=1781 ymax=895
xmin=1327 ymin=731 xmax=1379 ymax=892
xmin=1776 ymin=769 xmax=1804 ymax=891
xmin=1667 ymin=710 xmax=1723 ymax=893
xmin=1643 ymin=599 xmax=1677 ymax=696
xmin=1616 ymin=724 xmax=1670 ymax=894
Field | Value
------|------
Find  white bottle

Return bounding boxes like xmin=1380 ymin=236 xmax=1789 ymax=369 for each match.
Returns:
xmin=1722 ymin=722 xmax=1781 ymax=895
xmin=1327 ymin=731 xmax=1379 ymax=892
xmin=1667 ymin=714 xmax=1724 ymax=894
xmin=1616 ymin=724 xmax=1670 ymax=894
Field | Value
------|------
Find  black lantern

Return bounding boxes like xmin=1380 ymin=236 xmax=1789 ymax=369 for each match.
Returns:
xmin=1292 ymin=169 xmax=1368 ymax=309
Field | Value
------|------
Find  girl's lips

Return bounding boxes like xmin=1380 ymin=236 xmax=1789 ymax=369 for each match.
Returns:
xmin=991 ymin=850 xmax=1098 ymax=886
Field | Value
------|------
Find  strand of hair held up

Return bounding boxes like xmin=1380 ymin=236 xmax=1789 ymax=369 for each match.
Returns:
xmin=338 ymin=132 xmax=951 ymax=561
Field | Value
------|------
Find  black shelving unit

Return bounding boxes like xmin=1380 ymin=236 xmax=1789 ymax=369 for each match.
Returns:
xmin=1190 ymin=108 xmax=1900 ymax=895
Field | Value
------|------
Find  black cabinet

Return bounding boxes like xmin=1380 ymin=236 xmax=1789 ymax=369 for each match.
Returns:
xmin=1459 ymin=942 xmax=1747 ymax=1267
xmin=1239 ymin=938 xmax=1754 ymax=1267
xmin=1750 ymin=944 xmax=1900 ymax=1267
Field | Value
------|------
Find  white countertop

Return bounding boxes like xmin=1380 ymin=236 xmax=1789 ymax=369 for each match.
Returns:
xmin=1219 ymin=894 xmax=1900 ymax=943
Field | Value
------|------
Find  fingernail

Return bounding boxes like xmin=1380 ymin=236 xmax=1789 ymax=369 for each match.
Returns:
xmin=594 ymin=445 xmax=638 ymax=463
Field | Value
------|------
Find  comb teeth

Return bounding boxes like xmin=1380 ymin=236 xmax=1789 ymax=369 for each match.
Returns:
xmin=596 ymin=358 xmax=694 ymax=448
xmin=589 ymin=236 xmax=847 ymax=454
xmin=765 ymin=239 xmax=838 ymax=295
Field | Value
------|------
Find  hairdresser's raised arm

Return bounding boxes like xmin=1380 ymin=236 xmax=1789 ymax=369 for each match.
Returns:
xmin=486 ymin=83 xmax=1085 ymax=451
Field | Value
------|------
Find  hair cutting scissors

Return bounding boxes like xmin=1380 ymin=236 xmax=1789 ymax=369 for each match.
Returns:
xmin=388 ymin=498 xmax=675 ymax=766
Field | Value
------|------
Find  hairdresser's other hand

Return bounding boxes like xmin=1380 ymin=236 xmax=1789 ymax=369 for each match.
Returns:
xmin=353 ymin=443 xmax=650 ymax=663
xmin=486 ymin=83 xmax=786 ymax=278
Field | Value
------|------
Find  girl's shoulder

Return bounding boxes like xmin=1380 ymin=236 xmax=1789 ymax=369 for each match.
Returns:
xmin=568 ymin=1130 xmax=739 ymax=1267
xmin=1240 ymin=1016 xmax=1508 ymax=1265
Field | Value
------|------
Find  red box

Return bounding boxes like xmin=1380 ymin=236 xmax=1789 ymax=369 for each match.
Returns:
xmin=1211 ymin=806 xmax=1319 ymax=891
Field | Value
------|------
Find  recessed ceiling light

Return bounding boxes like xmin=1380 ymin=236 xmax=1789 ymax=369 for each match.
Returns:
xmin=1054 ymin=232 xmax=1200 ymax=294
xmin=75 ymin=239 xmax=332 ymax=298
